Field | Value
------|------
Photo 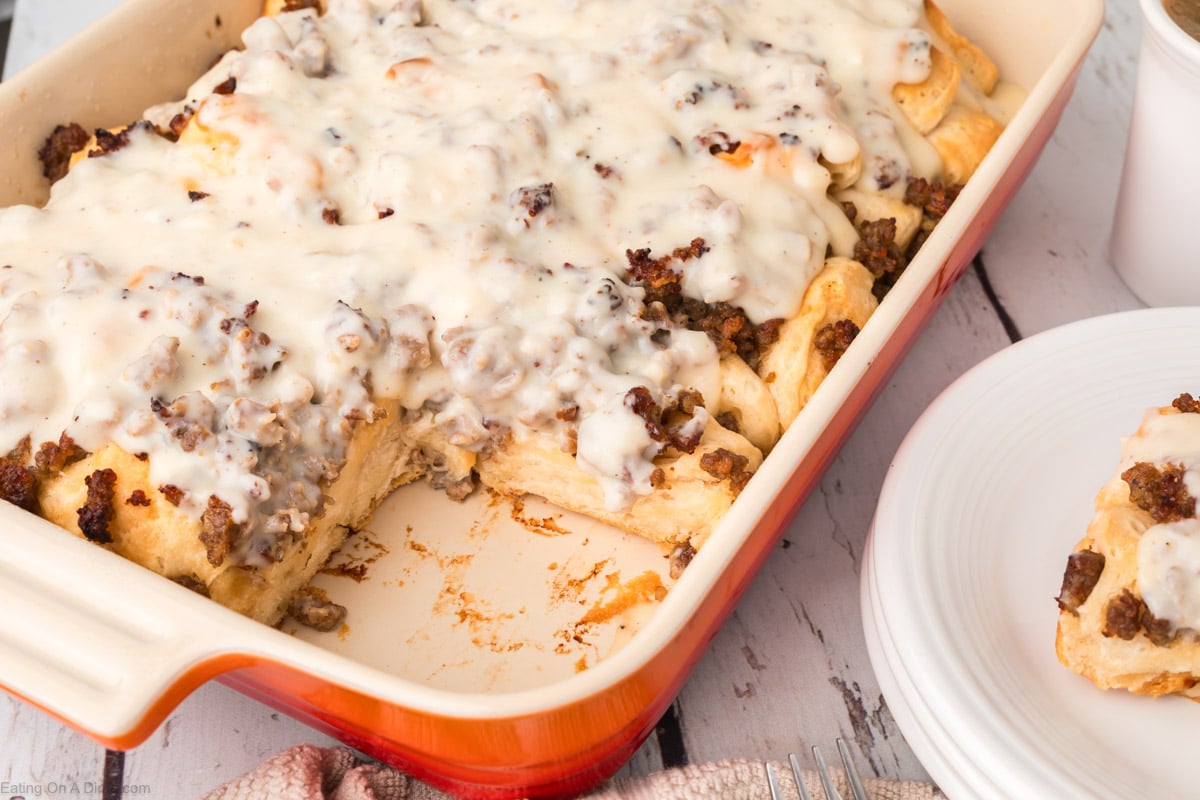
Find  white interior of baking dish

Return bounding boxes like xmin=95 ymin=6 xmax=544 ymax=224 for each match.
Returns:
xmin=0 ymin=0 xmax=1104 ymax=736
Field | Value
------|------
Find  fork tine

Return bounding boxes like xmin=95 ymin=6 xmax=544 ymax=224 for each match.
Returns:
xmin=765 ymin=761 xmax=785 ymax=800
xmin=836 ymin=739 xmax=869 ymax=800
xmin=788 ymin=753 xmax=814 ymax=800
xmin=812 ymin=746 xmax=845 ymax=800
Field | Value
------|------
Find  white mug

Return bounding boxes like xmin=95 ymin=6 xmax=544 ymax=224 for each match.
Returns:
xmin=1110 ymin=0 xmax=1200 ymax=306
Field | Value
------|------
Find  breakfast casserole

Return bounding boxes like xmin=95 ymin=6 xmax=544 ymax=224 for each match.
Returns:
xmin=0 ymin=0 xmax=1006 ymax=627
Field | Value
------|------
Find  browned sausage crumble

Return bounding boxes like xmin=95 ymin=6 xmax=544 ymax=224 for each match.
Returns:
xmin=1173 ymin=393 xmax=1200 ymax=413
xmin=852 ymin=217 xmax=905 ymax=282
xmin=813 ymin=319 xmax=860 ymax=371
xmin=35 ymin=432 xmax=86 ymax=475
xmin=199 ymin=494 xmax=240 ymax=567
xmin=37 ymin=123 xmax=90 ymax=183
xmin=77 ymin=468 xmax=118 ymax=544
xmin=160 ymin=483 xmax=185 ymax=506
xmin=626 ymin=238 xmax=783 ymax=371
xmin=0 ymin=458 xmax=39 ymax=513
xmin=668 ymin=542 xmax=696 ymax=580
xmin=88 ymin=121 xmax=156 ymax=159
xmin=211 ymin=76 xmax=238 ymax=96
xmin=288 ymin=586 xmax=348 ymax=632
xmin=1122 ymin=462 xmax=1197 ymax=523
xmin=699 ymin=447 xmax=752 ymax=495
xmin=841 ymin=176 xmax=964 ymax=300
xmin=1055 ymin=549 xmax=1105 ymax=615
xmin=625 ymin=386 xmax=706 ymax=455
xmin=512 ymin=182 xmax=555 ymax=221
xmin=1103 ymin=588 xmax=1176 ymax=646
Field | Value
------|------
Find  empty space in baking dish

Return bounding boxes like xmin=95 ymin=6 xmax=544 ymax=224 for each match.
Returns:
xmin=279 ymin=484 xmax=674 ymax=692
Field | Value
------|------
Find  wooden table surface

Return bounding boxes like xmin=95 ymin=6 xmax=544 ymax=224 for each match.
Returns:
xmin=1 ymin=1 xmax=1144 ymax=797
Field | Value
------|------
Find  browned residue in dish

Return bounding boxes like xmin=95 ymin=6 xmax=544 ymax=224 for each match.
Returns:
xmin=578 ymin=570 xmax=666 ymax=625
xmin=550 ymin=558 xmax=612 ymax=606
xmin=321 ymin=530 xmax=390 ymax=582
xmin=508 ymin=496 xmax=572 ymax=536
xmin=553 ymin=568 xmax=667 ymax=652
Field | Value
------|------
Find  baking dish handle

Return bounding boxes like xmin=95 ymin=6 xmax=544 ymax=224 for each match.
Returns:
xmin=0 ymin=503 xmax=263 ymax=745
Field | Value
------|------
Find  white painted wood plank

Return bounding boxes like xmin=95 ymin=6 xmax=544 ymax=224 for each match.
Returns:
xmin=985 ymin=0 xmax=1144 ymax=336
xmin=120 ymin=681 xmax=340 ymax=797
xmin=0 ymin=693 xmax=106 ymax=794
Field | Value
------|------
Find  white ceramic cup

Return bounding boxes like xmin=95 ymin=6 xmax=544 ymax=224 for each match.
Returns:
xmin=1110 ymin=0 xmax=1200 ymax=306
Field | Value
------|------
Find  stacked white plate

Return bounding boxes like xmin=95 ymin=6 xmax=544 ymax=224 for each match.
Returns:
xmin=863 ymin=308 xmax=1200 ymax=799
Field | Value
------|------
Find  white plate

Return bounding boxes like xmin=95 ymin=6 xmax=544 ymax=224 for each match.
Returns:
xmin=862 ymin=308 xmax=1200 ymax=800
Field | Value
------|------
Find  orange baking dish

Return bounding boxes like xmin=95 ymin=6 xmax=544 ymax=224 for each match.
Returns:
xmin=0 ymin=0 xmax=1103 ymax=796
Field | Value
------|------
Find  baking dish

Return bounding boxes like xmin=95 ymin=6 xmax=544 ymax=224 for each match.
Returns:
xmin=0 ymin=0 xmax=1104 ymax=797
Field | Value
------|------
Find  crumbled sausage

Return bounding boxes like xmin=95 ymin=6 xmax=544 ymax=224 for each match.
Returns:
xmin=668 ymin=541 xmax=696 ymax=579
xmin=1103 ymin=589 xmax=1176 ymax=646
xmin=166 ymin=106 xmax=195 ymax=140
xmin=1102 ymin=589 xmax=1142 ymax=640
xmin=852 ymin=217 xmax=904 ymax=280
xmin=699 ymin=447 xmax=752 ymax=495
xmin=77 ymin=468 xmax=118 ymax=544
xmin=288 ymin=587 xmax=347 ymax=632
xmin=126 ymin=490 xmax=151 ymax=507
xmin=160 ymin=484 xmax=185 ymax=506
xmin=694 ymin=130 xmax=740 ymax=155
xmin=626 ymin=237 xmax=709 ymax=289
xmin=37 ymin=122 xmax=90 ymax=183
xmin=34 ymin=432 xmax=87 ymax=475
xmin=0 ymin=458 xmax=39 ymax=512
xmin=1122 ymin=462 xmax=1196 ymax=523
xmin=212 ymin=76 xmax=238 ymax=95
xmin=1055 ymin=549 xmax=1105 ymax=615
xmin=905 ymin=176 xmax=960 ymax=220
xmin=1173 ymin=393 xmax=1200 ymax=413
xmin=624 ymin=386 xmax=706 ymax=454
xmin=813 ymin=319 xmax=860 ymax=371
xmin=88 ymin=121 xmax=155 ymax=159
xmin=626 ymin=239 xmax=783 ymax=370
xmin=511 ymin=183 xmax=555 ymax=220
xmin=626 ymin=386 xmax=668 ymax=443
xmin=842 ymin=176 xmax=964 ymax=300
xmin=199 ymin=494 xmax=239 ymax=567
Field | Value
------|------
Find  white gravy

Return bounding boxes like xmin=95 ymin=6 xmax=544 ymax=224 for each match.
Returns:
xmin=1127 ymin=410 xmax=1200 ymax=629
xmin=0 ymin=0 xmax=938 ymax=556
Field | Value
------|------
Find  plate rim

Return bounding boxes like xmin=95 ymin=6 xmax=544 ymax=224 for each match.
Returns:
xmin=862 ymin=306 xmax=1200 ymax=800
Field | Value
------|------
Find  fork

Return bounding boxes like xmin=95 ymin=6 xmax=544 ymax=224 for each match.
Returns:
xmin=765 ymin=738 xmax=869 ymax=800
